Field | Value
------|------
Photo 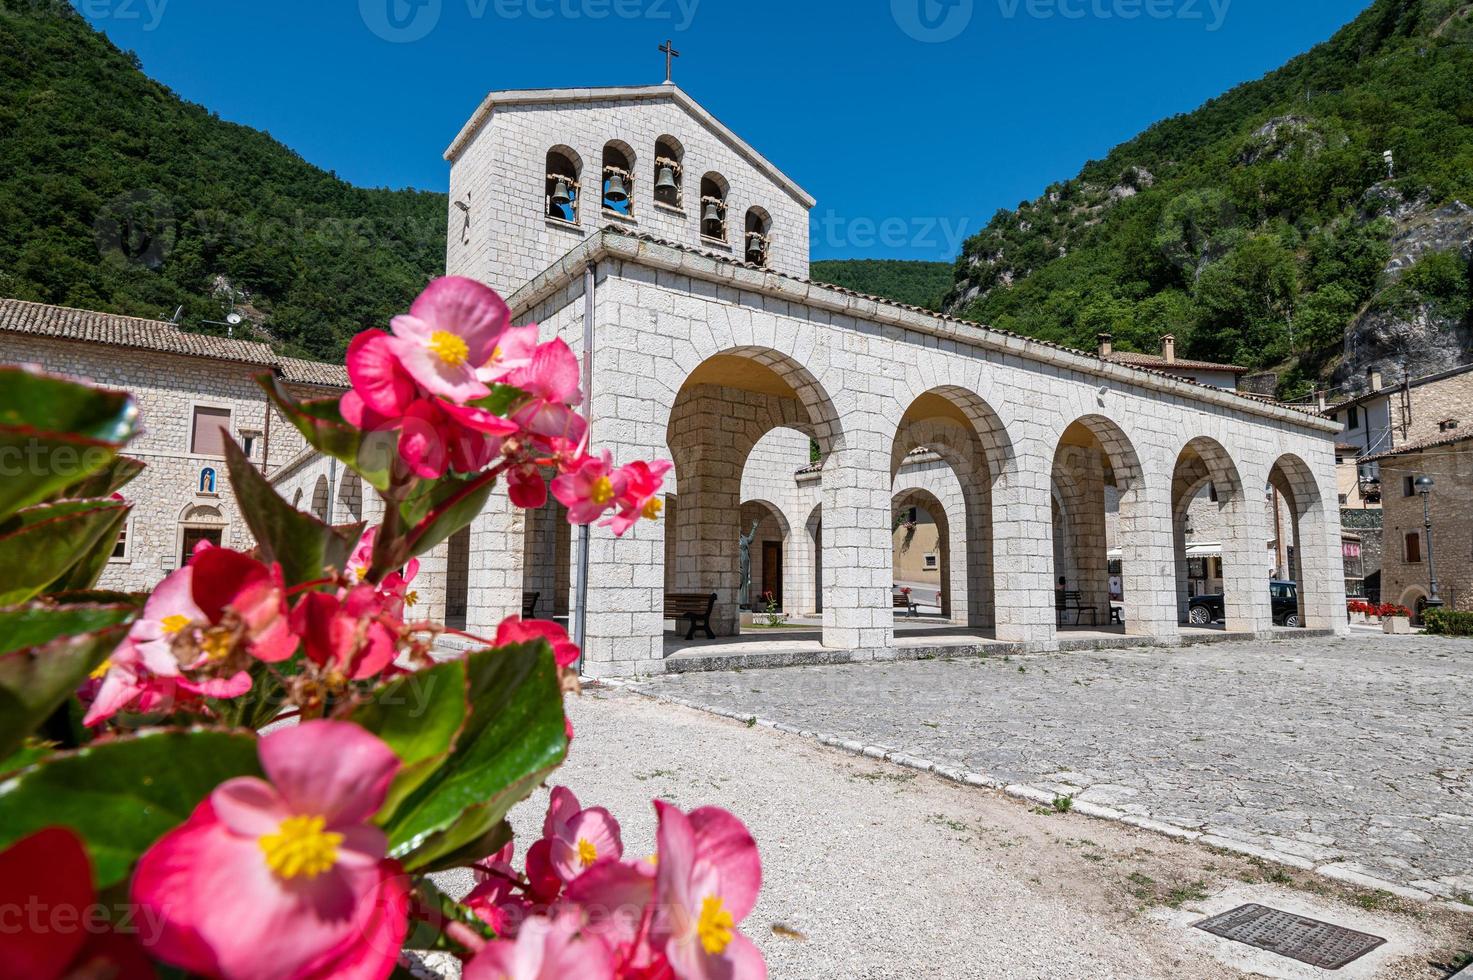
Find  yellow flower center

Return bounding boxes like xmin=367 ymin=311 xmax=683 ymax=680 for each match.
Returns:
xmin=577 ymin=837 xmax=599 ymax=868
xmin=200 ymin=629 xmax=233 ymax=662
xmin=641 ymin=497 xmax=663 ymax=520
xmin=89 ymin=658 xmax=113 ymax=680
xmin=404 ymin=590 xmax=419 ymax=608
xmin=354 ymin=565 xmax=369 ymax=581
xmin=428 ymin=330 xmax=469 ymax=366
xmin=696 ymin=895 xmax=735 ymax=955
xmin=161 ymin=614 xmax=190 ymax=634
xmin=259 ymin=815 xmax=343 ymax=880
xmin=590 ymin=476 xmax=615 ymax=506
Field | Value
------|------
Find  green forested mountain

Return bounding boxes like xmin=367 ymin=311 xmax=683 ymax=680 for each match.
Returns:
xmin=945 ymin=0 xmax=1473 ymax=397
xmin=810 ymin=259 xmax=954 ymax=311
xmin=0 ymin=1 xmax=446 ymax=360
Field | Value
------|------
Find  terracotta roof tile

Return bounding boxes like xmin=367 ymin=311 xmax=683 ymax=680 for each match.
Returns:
xmin=1104 ymin=352 xmax=1249 ymax=374
xmin=1363 ymin=430 xmax=1473 ymax=463
xmin=0 ymin=297 xmax=278 ymax=365
xmin=278 ymin=357 xmax=349 ymax=389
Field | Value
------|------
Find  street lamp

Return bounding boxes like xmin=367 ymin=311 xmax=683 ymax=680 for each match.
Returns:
xmin=1414 ymin=475 xmax=1444 ymax=611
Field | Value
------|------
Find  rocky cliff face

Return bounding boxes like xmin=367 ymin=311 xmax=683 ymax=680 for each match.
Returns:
xmin=1334 ymin=193 xmax=1473 ymax=396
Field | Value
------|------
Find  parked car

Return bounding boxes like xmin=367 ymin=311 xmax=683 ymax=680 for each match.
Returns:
xmin=1187 ymin=581 xmax=1301 ymax=627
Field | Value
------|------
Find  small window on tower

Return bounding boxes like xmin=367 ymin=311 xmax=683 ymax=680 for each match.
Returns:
xmin=601 ymin=142 xmax=635 ymax=218
xmin=653 ymin=135 xmax=683 ymax=210
xmin=744 ymin=206 xmax=772 ymax=266
xmin=545 ymin=147 xmax=581 ymax=224
xmin=700 ymin=172 xmax=728 ymax=243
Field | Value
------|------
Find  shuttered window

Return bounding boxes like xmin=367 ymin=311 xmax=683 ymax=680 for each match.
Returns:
xmin=191 ymin=406 xmax=231 ymax=456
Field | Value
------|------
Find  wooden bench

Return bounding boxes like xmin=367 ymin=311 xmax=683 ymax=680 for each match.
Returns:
xmin=893 ymin=592 xmax=919 ymax=617
xmin=665 ymin=592 xmax=718 ymax=640
xmin=1056 ymin=590 xmax=1098 ymax=626
xmin=522 ymin=592 xmax=540 ymax=619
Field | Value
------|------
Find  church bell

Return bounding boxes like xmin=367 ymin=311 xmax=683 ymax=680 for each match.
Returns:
xmin=605 ymin=173 xmax=628 ymax=204
xmin=655 ymin=165 xmax=677 ymax=193
xmin=703 ymin=202 xmax=722 ymax=232
xmin=551 ymin=179 xmax=572 ymax=206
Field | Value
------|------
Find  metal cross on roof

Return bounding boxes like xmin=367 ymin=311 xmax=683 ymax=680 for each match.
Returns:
xmin=659 ymin=39 xmax=680 ymax=83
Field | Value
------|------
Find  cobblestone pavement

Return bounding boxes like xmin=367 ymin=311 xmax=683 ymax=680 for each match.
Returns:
xmin=631 ymin=634 xmax=1473 ymax=903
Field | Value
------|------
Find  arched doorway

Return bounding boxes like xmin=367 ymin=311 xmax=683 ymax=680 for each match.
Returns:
xmin=1172 ymin=437 xmax=1250 ymax=630
xmin=665 ymin=347 xmax=843 ymax=638
xmin=891 ymin=488 xmax=949 ymax=618
xmin=1266 ymin=453 xmax=1333 ymax=629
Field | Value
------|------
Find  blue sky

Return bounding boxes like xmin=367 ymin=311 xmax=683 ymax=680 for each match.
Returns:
xmin=79 ymin=0 xmax=1372 ymax=261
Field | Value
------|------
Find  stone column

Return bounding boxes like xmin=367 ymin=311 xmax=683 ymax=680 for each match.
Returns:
xmin=1119 ymin=475 xmax=1179 ymax=642
xmin=465 ymin=489 xmax=525 ymax=637
xmin=992 ymin=446 xmax=1057 ymax=647
xmin=1173 ymin=510 xmax=1191 ymax=624
xmin=1297 ymin=464 xmax=1348 ymax=632
xmin=966 ymin=482 xmax=994 ymax=630
xmin=1221 ymin=488 xmax=1272 ymax=633
xmin=821 ymin=427 xmax=894 ymax=653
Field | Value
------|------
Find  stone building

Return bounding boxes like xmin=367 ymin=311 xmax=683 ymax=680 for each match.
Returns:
xmin=0 ymin=298 xmax=355 ymax=591
xmin=1365 ymin=432 xmax=1473 ymax=617
xmin=442 ymin=83 xmax=1348 ymax=676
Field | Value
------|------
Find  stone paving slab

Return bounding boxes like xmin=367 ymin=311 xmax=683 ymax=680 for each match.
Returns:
xmin=629 ymin=633 xmax=1473 ymax=905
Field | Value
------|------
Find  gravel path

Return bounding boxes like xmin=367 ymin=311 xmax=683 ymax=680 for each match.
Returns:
xmin=632 ymin=634 xmax=1473 ymax=901
xmin=435 ymin=687 xmax=1468 ymax=979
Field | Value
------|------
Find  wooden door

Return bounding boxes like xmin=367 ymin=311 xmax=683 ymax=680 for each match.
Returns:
xmin=181 ymin=527 xmax=223 ymax=565
xmin=761 ymin=540 xmax=782 ymax=609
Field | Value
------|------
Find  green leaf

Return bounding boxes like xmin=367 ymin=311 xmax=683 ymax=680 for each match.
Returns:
xmin=258 ymin=372 xmax=395 ymax=493
xmin=0 ymin=367 xmax=139 ymax=522
xmin=380 ymin=642 xmax=567 ymax=869
xmin=0 ymin=499 xmax=131 ymax=604
xmin=0 ymin=742 xmax=52 ymax=777
xmin=350 ymin=658 xmax=470 ymax=817
xmin=0 ymin=623 xmax=129 ymax=759
xmin=468 ymin=384 xmax=526 ymax=417
xmin=0 ymin=602 xmax=135 ymax=656
xmin=402 ymin=469 xmax=499 ymax=560
xmin=0 ymin=729 xmax=262 ymax=888
xmin=48 ymin=501 xmax=131 ymax=594
xmin=408 ymin=819 xmax=513 ymax=876
xmin=224 ymin=438 xmax=363 ymax=587
xmin=60 ymin=455 xmax=146 ymax=500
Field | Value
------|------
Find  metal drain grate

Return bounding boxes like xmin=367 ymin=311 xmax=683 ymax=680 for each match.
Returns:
xmin=1193 ymin=903 xmax=1387 ymax=970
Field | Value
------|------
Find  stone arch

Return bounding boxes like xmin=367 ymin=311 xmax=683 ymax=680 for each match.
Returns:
xmin=337 ymin=470 xmax=364 ymax=523
xmin=700 ymin=172 xmax=729 ymax=241
xmin=1267 ymin=452 xmax=1333 ymax=628
xmin=653 ymin=134 xmax=684 ymax=209
xmin=601 ymin=139 xmax=636 ymax=217
xmin=1052 ymin=414 xmax=1163 ymax=635
xmin=739 ymin=497 xmax=791 ymax=612
xmin=309 ymin=475 xmax=330 ymax=522
xmin=176 ymin=502 xmax=227 ymax=566
xmin=891 ymin=485 xmax=951 ymax=619
xmin=743 ymin=206 xmax=772 ymax=265
xmin=805 ymin=502 xmax=823 ymax=616
xmin=890 ymin=387 xmax=1011 ymax=630
xmin=1171 ymin=436 xmax=1255 ymax=630
xmin=665 ymin=348 xmax=844 ymax=637
xmin=544 ymin=145 xmax=581 ymax=223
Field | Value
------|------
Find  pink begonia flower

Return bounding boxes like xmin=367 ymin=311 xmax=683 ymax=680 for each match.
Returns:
xmin=507 ymin=462 xmax=548 ymax=509
xmin=509 ymin=338 xmax=582 ymax=406
xmin=540 ymin=786 xmax=623 ymax=884
xmin=512 ymin=398 xmax=587 ymax=459
xmin=601 ymin=459 xmax=673 ymax=537
xmin=132 ymin=721 xmax=409 ymax=980
xmin=388 ymin=277 xmax=509 ymax=404
xmin=496 ymin=616 xmax=580 ymax=668
xmin=345 ymin=526 xmax=421 ymax=588
xmin=128 ymin=564 xmax=203 ymax=672
xmin=463 ymin=913 xmax=614 ymax=980
xmin=190 ymin=546 xmax=298 ymax=664
xmin=477 ymin=322 xmax=541 ymax=384
xmin=345 ymin=330 xmax=417 ymax=418
xmin=289 ymin=585 xmax=399 ymax=681
xmin=81 ymin=638 xmax=251 ymax=726
xmin=550 ymin=451 xmax=623 ymax=525
xmin=564 ymin=860 xmax=661 ymax=976
xmin=650 ymin=802 xmax=765 ymax=980
xmin=463 ymin=874 xmax=534 ymax=939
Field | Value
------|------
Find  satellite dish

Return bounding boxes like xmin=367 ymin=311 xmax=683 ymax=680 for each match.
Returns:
xmin=226 ymin=313 xmax=243 ymax=325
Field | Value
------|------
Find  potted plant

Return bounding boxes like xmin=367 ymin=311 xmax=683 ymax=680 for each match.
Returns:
xmin=1347 ymin=600 xmax=1371 ymax=624
xmin=1379 ymin=603 xmax=1413 ymax=634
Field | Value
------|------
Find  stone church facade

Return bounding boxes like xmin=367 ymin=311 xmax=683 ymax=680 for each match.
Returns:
xmin=442 ymin=84 xmax=1348 ymax=676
